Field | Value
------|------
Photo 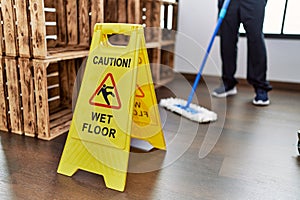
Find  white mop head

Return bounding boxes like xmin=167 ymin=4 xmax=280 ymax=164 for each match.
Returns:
xmin=159 ymin=97 xmax=217 ymax=123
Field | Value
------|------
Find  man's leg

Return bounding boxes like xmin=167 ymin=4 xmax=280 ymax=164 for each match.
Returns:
xmin=219 ymin=0 xmax=240 ymax=89
xmin=241 ymin=0 xmax=272 ymax=91
xmin=213 ymin=0 xmax=241 ymax=97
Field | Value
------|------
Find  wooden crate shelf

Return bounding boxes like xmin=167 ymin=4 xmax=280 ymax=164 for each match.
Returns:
xmin=0 ymin=56 xmax=86 ymax=140
xmin=33 ymin=57 xmax=86 ymax=140
xmin=0 ymin=0 xmax=103 ymax=59
xmin=0 ymin=0 xmax=179 ymax=140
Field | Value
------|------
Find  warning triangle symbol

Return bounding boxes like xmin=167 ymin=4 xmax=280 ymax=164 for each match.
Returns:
xmin=89 ymin=73 xmax=121 ymax=109
xmin=135 ymin=84 xmax=145 ymax=98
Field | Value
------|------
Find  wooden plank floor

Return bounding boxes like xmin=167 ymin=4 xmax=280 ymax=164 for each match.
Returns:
xmin=0 ymin=74 xmax=299 ymax=199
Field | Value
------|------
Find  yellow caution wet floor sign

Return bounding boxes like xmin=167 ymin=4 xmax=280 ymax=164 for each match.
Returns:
xmin=57 ymin=23 xmax=166 ymax=192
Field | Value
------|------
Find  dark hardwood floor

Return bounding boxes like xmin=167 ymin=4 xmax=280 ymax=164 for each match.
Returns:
xmin=1 ymin=74 xmax=299 ymax=199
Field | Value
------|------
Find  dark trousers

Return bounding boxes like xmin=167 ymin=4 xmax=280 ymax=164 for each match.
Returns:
xmin=218 ymin=0 xmax=272 ymax=91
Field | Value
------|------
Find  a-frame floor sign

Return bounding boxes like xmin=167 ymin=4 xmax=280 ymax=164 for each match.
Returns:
xmin=57 ymin=23 xmax=166 ymax=192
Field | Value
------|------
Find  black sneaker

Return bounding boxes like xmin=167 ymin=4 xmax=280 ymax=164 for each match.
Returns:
xmin=212 ymin=85 xmax=237 ymax=98
xmin=252 ymin=88 xmax=270 ymax=106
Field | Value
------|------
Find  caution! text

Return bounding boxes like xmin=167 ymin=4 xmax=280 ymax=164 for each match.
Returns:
xmin=93 ymin=56 xmax=131 ymax=68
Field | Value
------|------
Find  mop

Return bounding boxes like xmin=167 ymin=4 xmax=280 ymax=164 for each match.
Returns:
xmin=159 ymin=0 xmax=231 ymax=123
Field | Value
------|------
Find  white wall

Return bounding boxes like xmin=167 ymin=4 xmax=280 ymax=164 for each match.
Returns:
xmin=174 ymin=0 xmax=300 ymax=83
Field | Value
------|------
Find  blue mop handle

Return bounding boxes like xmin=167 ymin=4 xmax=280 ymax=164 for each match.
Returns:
xmin=185 ymin=0 xmax=231 ymax=108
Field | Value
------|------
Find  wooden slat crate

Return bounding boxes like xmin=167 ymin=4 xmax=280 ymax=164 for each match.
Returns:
xmin=0 ymin=0 xmax=18 ymax=57
xmin=0 ymin=56 xmax=86 ymax=140
xmin=0 ymin=0 xmax=104 ymax=58
xmin=139 ymin=0 xmax=178 ymax=43
xmin=0 ymin=0 xmax=31 ymax=57
xmin=139 ymin=0 xmax=178 ymax=87
xmin=103 ymin=0 xmax=140 ymax=24
xmin=0 ymin=0 xmax=177 ymax=57
xmin=32 ymin=57 xmax=85 ymax=140
xmin=139 ymin=0 xmax=161 ymax=43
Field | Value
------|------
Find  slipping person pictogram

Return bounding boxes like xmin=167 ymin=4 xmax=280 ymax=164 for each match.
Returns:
xmin=97 ymin=84 xmax=115 ymax=106
xmin=89 ymin=73 xmax=121 ymax=109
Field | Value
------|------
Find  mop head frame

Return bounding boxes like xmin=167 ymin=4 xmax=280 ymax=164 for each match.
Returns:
xmin=159 ymin=97 xmax=217 ymax=123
